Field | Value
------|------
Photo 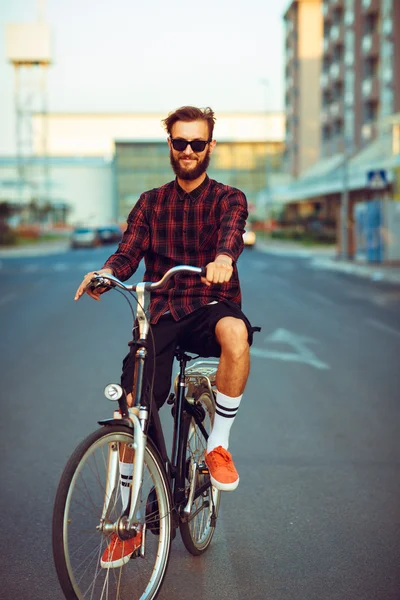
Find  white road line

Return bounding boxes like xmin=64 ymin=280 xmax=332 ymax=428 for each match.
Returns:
xmin=267 ymin=274 xmax=291 ymax=288
xmin=23 ymin=264 xmax=40 ymax=273
xmin=53 ymin=263 xmax=69 ymax=271
xmin=366 ymin=318 xmax=400 ymax=339
xmin=303 ymin=290 xmax=335 ymax=307
xmin=80 ymin=263 xmax=99 ymax=271
xmin=0 ymin=292 xmax=17 ymax=307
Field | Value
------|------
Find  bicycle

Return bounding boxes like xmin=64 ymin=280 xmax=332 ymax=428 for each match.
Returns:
xmin=52 ymin=265 xmax=221 ymax=600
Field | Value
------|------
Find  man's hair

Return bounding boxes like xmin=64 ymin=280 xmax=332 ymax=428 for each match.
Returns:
xmin=162 ymin=106 xmax=216 ymax=140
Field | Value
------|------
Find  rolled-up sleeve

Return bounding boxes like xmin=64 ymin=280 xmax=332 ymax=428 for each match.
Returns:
xmin=216 ymin=189 xmax=248 ymax=263
xmin=102 ymin=195 xmax=150 ymax=281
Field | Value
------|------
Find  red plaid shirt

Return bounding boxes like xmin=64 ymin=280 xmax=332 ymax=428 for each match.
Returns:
xmin=103 ymin=176 xmax=248 ymax=323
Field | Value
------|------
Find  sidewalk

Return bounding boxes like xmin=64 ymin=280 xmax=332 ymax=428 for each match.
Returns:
xmin=0 ymin=239 xmax=69 ymax=258
xmin=257 ymin=239 xmax=400 ymax=285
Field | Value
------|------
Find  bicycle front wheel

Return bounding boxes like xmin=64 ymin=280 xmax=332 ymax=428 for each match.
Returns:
xmin=52 ymin=425 xmax=172 ymax=600
xmin=179 ymin=385 xmax=221 ymax=555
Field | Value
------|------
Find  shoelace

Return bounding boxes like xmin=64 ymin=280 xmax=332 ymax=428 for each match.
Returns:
xmin=208 ymin=447 xmax=236 ymax=472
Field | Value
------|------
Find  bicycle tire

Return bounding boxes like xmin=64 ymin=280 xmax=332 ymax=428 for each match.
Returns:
xmin=179 ymin=385 xmax=221 ymax=555
xmin=52 ymin=425 xmax=172 ymax=600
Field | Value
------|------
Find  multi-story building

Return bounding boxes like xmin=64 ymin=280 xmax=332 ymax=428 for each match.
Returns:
xmin=277 ymin=0 xmax=400 ymax=260
xmin=284 ymin=0 xmax=323 ymax=177
xmin=321 ymin=0 xmax=400 ymax=156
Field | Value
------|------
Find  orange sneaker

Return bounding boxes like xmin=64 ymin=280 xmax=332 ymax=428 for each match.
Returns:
xmin=100 ymin=532 xmax=142 ymax=569
xmin=205 ymin=446 xmax=239 ymax=491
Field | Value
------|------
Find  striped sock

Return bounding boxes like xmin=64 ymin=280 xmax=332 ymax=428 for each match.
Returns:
xmin=207 ymin=391 xmax=242 ymax=453
xmin=119 ymin=461 xmax=133 ymax=512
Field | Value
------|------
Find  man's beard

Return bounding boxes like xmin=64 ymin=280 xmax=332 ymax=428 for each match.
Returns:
xmin=169 ymin=148 xmax=211 ymax=181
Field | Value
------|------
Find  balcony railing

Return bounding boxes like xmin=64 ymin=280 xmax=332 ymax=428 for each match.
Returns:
xmin=330 ymin=101 xmax=343 ymax=119
xmin=330 ymin=23 xmax=344 ymax=46
xmin=362 ymin=76 xmax=379 ymax=101
xmin=362 ymin=31 xmax=379 ymax=57
xmin=330 ymin=25 xmax=340 ymax=42
xmin=344 ymin=9 xmax=354 ymax=26
xmin=361 ymin=0 xmax=379 ymax=15
xmin=320 ymin=72 xmax=330 ymax=88
xmin=323 ymin=37 xmax=331 ymax=54
xmin=329 ymin=62 xmax=344 ymax=81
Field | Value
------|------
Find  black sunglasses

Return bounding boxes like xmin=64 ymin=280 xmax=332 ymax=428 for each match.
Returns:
xmin=170 ymin=138 xmax=211 ymax=152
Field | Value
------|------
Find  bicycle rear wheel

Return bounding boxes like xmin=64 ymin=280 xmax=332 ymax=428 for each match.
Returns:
xmin=52 ymin=425 xmax=172 ymax=600
xmin=179 ymin=385 xmax=221 ymax=555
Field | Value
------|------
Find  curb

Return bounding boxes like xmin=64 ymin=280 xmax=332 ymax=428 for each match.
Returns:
xmin=309 ymin=257 xmax=400 ymax=284
xmin=256 ymin=241 xmax=400 ymax=285
xmin=0 ymin=242 xmax=69 ymax=258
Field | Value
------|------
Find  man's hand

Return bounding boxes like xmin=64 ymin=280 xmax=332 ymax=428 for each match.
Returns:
xmin=74 ymin=268 xmax=114 ymax=301
xmin=201 ymin=255 xmax=233 ymax=286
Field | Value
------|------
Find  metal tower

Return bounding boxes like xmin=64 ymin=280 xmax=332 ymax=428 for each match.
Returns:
xmin=5 ymin=4 xmax=52 ymax=210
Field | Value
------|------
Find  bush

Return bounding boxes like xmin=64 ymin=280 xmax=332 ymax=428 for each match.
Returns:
xmin=270 ymin=227 xmax=336 ymax=245
xmin=0 ymin=222 xmax=18 ymax=246
xmin=16 ymin=224 xmax=41 ymax=240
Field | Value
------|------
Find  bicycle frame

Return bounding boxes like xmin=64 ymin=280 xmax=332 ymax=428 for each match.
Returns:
xmin=94 ymin=266 xmax=217 ymax=533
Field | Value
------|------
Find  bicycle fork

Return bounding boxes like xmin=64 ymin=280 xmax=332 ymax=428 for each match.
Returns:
xmin=98 ymin=412 xmax=147 ymax=546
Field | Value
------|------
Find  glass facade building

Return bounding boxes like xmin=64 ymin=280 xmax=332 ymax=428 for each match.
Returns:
xmin=114 ymin=140 xmax=284 ymax=220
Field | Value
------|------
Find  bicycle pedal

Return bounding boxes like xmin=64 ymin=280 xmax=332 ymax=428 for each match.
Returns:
xmin=198 ymin=462 xmax=209 ymax=475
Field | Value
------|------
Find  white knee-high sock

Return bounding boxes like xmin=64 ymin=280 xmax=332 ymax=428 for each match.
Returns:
xmin=207 ymin=390 xmax=242 ymax=453
xmin=119 ymin=461 xmax=133 ymax=512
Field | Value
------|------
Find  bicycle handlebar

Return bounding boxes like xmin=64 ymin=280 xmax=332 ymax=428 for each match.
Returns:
xmin=90 ymin=264 xmax=206 ymax=293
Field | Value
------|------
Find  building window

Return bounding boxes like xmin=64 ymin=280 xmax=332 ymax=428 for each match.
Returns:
xmin=363 ymin=101 xmax=378 ymax=124
xmin=363 ymin=56 xmax=378 ymax=78
xmin=364 ymin=13 xmax=378 ymax=35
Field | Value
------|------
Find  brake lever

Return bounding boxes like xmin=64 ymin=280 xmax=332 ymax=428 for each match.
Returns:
xmin=94 ymin=276 xmax=114 ymax=288
xmin=87 ymin=275 xmax=115 ymax=293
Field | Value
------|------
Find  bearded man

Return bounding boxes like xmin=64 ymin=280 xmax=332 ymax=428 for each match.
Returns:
xmin=75 ymin=106 xmax=258 ymax=567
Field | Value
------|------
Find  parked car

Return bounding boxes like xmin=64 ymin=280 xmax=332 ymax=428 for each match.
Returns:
xmin=96 ymin=225 xmax=122 ymax=245
xmin=243 ymin=226 xmax=256 ymax=248
xmin=70 ymin=227 xmax=100 ymax=249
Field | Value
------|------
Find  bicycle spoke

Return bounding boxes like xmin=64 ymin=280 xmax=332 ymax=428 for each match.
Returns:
xmin=53 ymin=428 xmax=171 ymax=600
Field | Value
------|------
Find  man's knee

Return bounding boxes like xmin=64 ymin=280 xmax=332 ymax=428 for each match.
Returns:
xmin=215 ymin=317 xmax=249 ymax=357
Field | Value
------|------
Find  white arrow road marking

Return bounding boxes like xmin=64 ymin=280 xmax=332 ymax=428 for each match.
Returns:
xmin=251 ymin=328 xmax=330 ymax=370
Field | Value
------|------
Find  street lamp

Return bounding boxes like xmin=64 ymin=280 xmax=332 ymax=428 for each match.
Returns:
xmin=259 ymin=78 xmax=270 ymax=221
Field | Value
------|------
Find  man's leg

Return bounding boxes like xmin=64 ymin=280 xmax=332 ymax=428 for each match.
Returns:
xmin=205 ymin=316 xmax=250 ymax=491
xmin=215 ymin=317 xmax=250 ymax=397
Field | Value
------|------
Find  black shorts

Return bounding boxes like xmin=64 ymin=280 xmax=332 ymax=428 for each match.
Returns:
xmin=121 ymin=301 xmax=259 ymax=409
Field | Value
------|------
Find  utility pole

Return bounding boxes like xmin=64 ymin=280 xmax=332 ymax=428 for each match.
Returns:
xmin=260 ymin=78 xmax=270 ymax=222
xmin=340 ymin=137 xmax=352 ymax=260
xmin=340 ymin=151 xmax=349 ymax=259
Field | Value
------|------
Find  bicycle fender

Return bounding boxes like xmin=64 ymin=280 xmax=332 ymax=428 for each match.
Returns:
xmin=98 ymin=418 xmax=133 ymax=428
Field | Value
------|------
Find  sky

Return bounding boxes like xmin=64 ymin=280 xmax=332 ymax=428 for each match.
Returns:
xmin=0 ymin=0 xmax=289 ymax=155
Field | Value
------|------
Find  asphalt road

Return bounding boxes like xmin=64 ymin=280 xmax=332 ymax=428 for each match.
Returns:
xmin=1 ymin=245 xmax=399 ymax=600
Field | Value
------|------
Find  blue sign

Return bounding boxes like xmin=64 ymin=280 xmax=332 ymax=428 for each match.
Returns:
xmin=367 ymin=169 xmax=388 ymax=190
